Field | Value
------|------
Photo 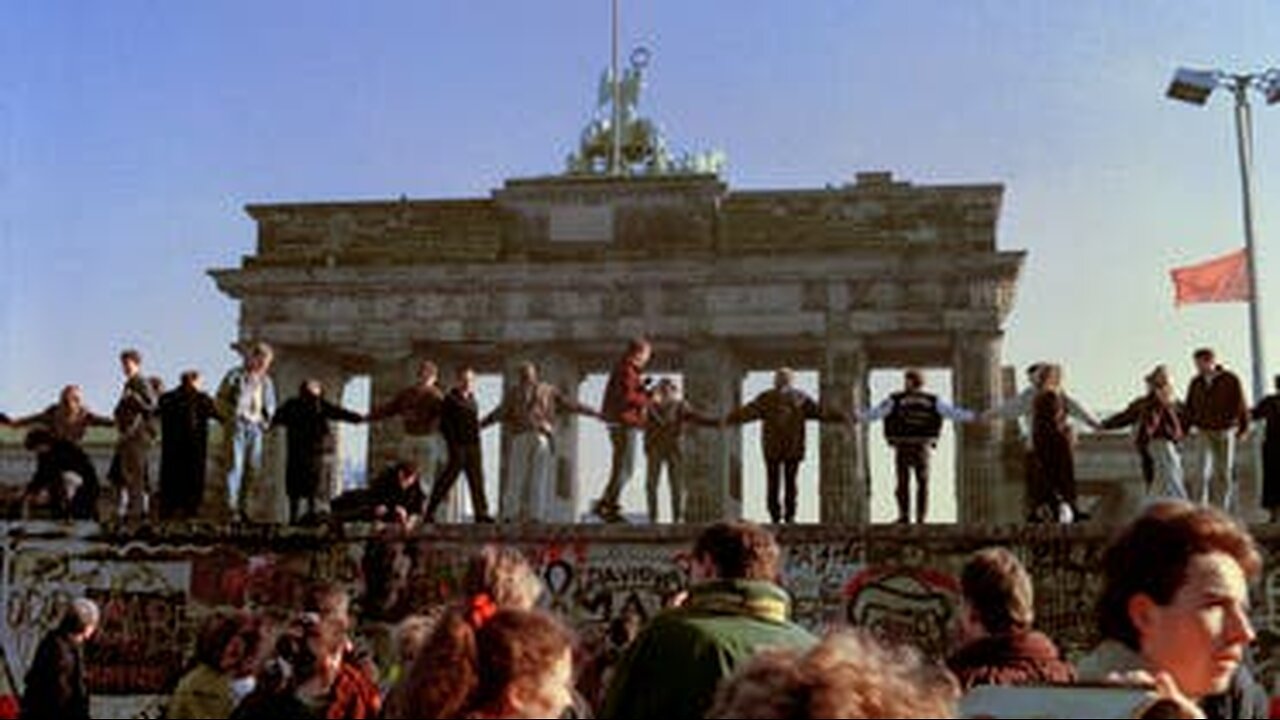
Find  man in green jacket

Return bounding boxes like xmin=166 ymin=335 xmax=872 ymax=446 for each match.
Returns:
xmin=600 ymin=521 xmax=816 ymax=719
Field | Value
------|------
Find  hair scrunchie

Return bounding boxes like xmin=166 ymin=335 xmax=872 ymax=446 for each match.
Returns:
xmin=468 ymin=593 xmax=498 ymax=629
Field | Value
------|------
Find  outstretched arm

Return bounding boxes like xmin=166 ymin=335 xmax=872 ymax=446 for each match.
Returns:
xmin=9 ymin=407 xmax=53 ymax=428
xmin=366 ymin=389 xmax=405 ymax=423
xmin=681 ymin=405 xmax=721 ymax=428
xmin=722 ymin=400 xmax=761 ymax=426
xmin=480 ymin=401 xmax=503 ymax=429
xmin=556 ymin=391 xmax=602 ymax=420
xmin=1064 ymin=394 xmax=1102 ymax=430
xmin=936 ymin=399 xmax=977 ymax=423
xmin=984 ymin=390 xmax=1031 ymax=421
xmin=858 ymin=398 xmax=895 ymax=423
xmin=324 ymin=400 xmax=365 ymax=424
xmin=1099 ymin=399 xmax=1142 ymax=431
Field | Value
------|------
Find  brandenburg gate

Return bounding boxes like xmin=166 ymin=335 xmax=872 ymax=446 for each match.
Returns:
xmin=210 ymin=169 xmax=1024 ymax=525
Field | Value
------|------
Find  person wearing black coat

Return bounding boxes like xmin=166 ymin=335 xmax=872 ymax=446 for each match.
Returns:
xmin=20 ymin=599 xmax=99 ymax=720
xmin=22 ymin=430 xmax=100 ymax=521
xmin=157 ymin=370 xmax=224 ymax=521
xmin=427 ymin=367 xmax=494 ymax=522
xmin=272 ymin=379 xmax=364 ymax=524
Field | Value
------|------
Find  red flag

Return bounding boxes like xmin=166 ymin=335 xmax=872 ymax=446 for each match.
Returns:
xmin=1171 ymin=249 xmax=1251 ymax=306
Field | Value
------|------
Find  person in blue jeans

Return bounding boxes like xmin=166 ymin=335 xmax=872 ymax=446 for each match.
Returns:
xmin=216 ymin=341 xmax=276 ymax=522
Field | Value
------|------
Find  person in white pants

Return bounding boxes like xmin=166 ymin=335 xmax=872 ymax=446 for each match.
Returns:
xmin=484 ymin=362 xmax=599 ymax=523
xmin=1101 ymin=365 xmax=1187 ymax=500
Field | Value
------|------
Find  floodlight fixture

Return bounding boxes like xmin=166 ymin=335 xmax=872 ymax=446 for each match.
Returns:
xmin=1166 ymin=67 xmax=1220 ymax=105
xmin=1262 ymin=69 xmax=1280 ymax=105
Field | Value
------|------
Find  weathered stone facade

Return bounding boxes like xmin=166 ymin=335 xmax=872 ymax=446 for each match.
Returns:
xmin=210 ymin=171 xmax=1025 ymax=524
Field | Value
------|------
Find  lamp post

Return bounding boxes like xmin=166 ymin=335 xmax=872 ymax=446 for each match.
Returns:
xmin=1167 ymin=66 xmax=1279 ymax=401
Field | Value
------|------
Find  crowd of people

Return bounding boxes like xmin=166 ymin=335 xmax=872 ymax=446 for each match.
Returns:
xmin=16 ymin=503 xmax=1271 ymax=719
xmin=3 ymin=338 xmax=1279 ymax=527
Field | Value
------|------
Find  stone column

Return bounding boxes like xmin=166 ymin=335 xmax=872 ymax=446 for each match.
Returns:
xmin=540 ymin=351 xmax=584 ymax=523
xmin=819 ymin=339 xmax=868 ymax=525
xmin=684 ymin=340 xmax=743 ymax=523
xmin=952 ymin=333 xmax=1008 ymax=524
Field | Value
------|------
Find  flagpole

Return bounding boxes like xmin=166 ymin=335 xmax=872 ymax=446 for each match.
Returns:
xmin=1230 ymin=75 xmax=1266 ymax=401
xmin=610 ymin=0 xmax=622 ymax=176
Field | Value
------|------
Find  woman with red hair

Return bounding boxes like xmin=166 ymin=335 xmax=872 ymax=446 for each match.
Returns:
xmin=383 ymin=605 xmax=576 ymax=720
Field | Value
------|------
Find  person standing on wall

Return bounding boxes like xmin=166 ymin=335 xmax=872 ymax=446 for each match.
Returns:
xmin=271 ymin=378 xmax=365 ymax=524
xmin=986 ymin=363 xmax=1100 ymax=522
xmin=157 ymin=370 xmax=224 ymax=521
xmin=429 ymin=366 xmax=495 ymax=523
xmin=1031 ymin=364 xmax=1094 ymax=524
xmin=859 ymin=369 xmax=976 ymax=524
xmin=110 ymin=348 xmax=160 ymax=523
xmin=1184 ymin=348 xmax=1251 ymax=514
xmin=1100 ymin=365 xmax=1188 ymax=501
xmin=216 ymin=341 xmax=276 ymax=523
xmin=366 ymin=359 xmax=448 ymax=501
xmin=485 ymin=361 xmax=599 ymax=523
xmin=593 ymin=338 xmax=654 ymax=523
xmin=723 ymin=368 xmax=851 ymax=525
xmin=1251 ymin=374 xmax=1280 ymax=523
xmin=642 ymin=378 xmax=719 ymax=524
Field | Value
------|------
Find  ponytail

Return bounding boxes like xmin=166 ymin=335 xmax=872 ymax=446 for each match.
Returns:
xmin=383 ymin=609 xmax=479 ymax=720
xmin=385 ymin=606 xmax=574 ymax=719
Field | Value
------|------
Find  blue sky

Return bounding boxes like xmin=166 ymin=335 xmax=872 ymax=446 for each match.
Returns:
xmin=3 ymin=1 xmax=1278 ymax=522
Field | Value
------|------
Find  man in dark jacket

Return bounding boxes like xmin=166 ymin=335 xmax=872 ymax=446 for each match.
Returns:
xmin=593 ymin=338 xmax=653 ymax=523
xmin=272 ymin=379 xmax=365 ymax=524
xmin=601 ymin=522 xmax=815 ymax=719
xmin=20 ymin=598 xmax=98 ymax=720
xmin=947 ymin=547 xmax=1074 ymax=690
xmin=366 ymin=359 xmax=448 ymax=499
xmin=21 ymin=430 xmax=100 ymax=521
xmin=157 ymin=370 xmax=223 ymax=521
xmin=428 ymin=367 xmax=494 ymax=523
xmin=111 ymin=348 xmax=160 ymax=522
xmin=643 ymin=378 xmax=718 ymax=524
xmin=860 ymin=369 xmax=975 ymax=524
xmin=1184 ymin=348 xmax=1250 ymax=513
xmin=724 ymin=368 xmax=849 ymax=524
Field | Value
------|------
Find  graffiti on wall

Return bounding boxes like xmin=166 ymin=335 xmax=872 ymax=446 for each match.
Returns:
xmin=84 ymin=589 xmax=186 ymax=694
xmin=844 ymin=565 xmax=960 ymax=658
xmin=1023 ymin=538 xmax=1106 ymax=657
xmin=784 ymin=539 xmax=864 ymax=627
xmin=6 ymin=524 xmax=1280 ymax=715
xmin=2 ymin=547 xmax=191 ymax=697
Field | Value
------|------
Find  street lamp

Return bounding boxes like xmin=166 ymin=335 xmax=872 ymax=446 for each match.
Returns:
xmin=1167 ymin=66 xmax=1280 ymax=401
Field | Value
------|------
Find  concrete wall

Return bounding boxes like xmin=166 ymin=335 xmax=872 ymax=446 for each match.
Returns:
xmin=4 ymin=521 xmax=1280 ymax=717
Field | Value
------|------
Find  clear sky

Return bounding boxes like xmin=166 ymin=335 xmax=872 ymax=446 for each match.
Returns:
xmin=3 ymin=1 xmax=1278 ymax=523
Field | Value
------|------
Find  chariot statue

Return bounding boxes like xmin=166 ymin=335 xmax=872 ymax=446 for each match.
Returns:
xmin=566 ymin=48 xmax=724 ymax=177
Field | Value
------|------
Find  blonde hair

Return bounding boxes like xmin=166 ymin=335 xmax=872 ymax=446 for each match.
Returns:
xmin=464 ymin=545 xmax=544 ymax=610
xmin=707 ymin=630 xmax=959 ymax=719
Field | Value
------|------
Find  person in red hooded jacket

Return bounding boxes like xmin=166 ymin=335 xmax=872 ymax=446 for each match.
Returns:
xmin=593 ymin=339 xmax=653 ymax=523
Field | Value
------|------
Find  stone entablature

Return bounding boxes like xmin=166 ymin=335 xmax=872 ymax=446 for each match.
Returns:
xmin=239 ymin=172 xmax=1006 ymax=266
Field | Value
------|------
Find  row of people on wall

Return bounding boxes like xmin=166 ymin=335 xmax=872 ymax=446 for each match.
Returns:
xmin=3 ymin=340 xmax=1278 ymax=526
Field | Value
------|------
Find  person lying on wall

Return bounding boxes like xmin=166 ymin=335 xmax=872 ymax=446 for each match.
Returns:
xmin=330 ymin=461 xmax=425 ymax=528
